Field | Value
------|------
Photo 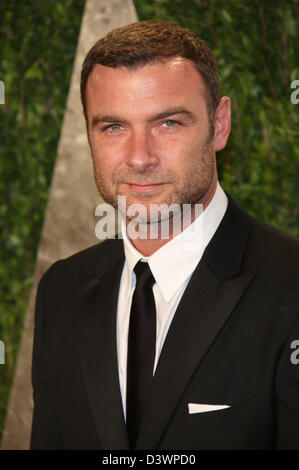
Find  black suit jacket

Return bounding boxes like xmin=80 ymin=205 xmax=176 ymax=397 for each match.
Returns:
xmin=30 ymin=195 xmax=299 ymax=449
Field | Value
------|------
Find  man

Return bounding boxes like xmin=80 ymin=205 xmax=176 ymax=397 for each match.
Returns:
xmin=30 ymin=20 xmax=299 ymax=450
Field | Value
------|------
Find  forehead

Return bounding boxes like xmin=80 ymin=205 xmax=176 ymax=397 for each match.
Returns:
xmin=85 ymin=57 xmax=208 ymax=118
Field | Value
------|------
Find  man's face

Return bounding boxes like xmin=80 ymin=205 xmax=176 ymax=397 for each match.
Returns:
xmin=85 ymin=57 xmax=217 ymax=221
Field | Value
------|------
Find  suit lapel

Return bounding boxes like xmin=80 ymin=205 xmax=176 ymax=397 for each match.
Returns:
xmin=136 ymin=196 xmax=255 ymax=449
xmin=77 ymin=240 xmax=130 ymax=450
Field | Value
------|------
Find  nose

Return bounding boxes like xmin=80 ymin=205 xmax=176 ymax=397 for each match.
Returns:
xmin=125 ymin=128 xmax=158 ymax=173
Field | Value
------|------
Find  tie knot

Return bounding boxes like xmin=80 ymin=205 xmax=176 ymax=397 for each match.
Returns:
xmin=133 ymin=261 xmax=155 ymax=289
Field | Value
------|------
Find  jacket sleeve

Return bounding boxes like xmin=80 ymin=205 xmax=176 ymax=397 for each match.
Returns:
xmin=275 ymin=312 xmax=299 ymax=449
xmin=30 ymin=263 xmax=62 ymax=450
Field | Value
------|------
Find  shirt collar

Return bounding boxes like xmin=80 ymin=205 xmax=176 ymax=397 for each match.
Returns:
xmin=121 ymin=182 xmax=228 ymax=303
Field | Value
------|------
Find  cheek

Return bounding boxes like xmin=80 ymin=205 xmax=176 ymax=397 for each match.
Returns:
xmin=92 ymin=144 xmax=120 ymax=176
xmin=94 ymin=158 xmax=115 ymax=181
xmin=155 ymin=138 xmax=188 ymax=168
xmin=162 ymin=142 xmax=200 ymax=172
xmin=159 ymin=129 xmax=203 ymax=159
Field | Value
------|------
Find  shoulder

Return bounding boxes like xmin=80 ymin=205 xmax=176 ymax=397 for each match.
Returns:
xmin=228 ymin=195 xmax=299 ymax=280
xmin=205 ymin=193 xmax=299 ymax=282
xmin=39 ymin=236 xmax=124 ymax=287
xmin=225 ymin=193 xmax=298 ymax=251
xmin=242 ymin=204 xmax=299 ymax=264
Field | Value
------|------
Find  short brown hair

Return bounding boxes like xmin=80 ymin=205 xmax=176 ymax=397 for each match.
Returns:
xmin=81 ymin=20 xmax=220 ymax=125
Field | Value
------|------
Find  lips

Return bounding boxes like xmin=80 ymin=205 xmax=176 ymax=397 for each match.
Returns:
xmin=127 ymin=183 xmax=167 ymax=192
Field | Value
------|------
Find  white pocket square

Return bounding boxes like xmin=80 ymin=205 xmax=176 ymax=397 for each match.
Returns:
xmin=188 ymin=403 xmax=231 ymax=414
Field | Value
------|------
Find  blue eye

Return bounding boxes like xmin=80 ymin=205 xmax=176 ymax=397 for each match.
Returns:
xmin=103 ymin=124 xmax=122 ymax=132
xmin=162 ymin=120 xmax=179 ymax=128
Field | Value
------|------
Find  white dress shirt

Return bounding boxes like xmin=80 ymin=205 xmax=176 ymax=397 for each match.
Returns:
xmin=116 ymin=182 xmax=228 ymax=419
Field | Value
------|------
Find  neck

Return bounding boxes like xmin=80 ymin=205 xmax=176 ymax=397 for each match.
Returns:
xmin=126 ymin=178 xmax=218 ymax=257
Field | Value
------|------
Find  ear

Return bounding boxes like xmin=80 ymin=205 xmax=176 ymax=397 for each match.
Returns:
xmin=213 ymin=96 xmax=231 ymax=152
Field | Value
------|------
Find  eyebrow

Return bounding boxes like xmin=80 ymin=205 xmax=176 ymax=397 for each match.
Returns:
xmin=90 ymin=107 xmax=196 ymax=129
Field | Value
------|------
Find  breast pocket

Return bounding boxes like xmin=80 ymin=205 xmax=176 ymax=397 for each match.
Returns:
xmin=188 ymin=395 xmax=256 ymax=429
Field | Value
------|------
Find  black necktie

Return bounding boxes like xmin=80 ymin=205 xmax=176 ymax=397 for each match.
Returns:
xmin=126 ymin=260 xmax=156 ymax=449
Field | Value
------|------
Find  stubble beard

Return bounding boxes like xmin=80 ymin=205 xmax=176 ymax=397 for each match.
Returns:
xmin=91 ymin=135 xmax=215 ymax=225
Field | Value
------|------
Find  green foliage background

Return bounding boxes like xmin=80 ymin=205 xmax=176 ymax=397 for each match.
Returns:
xmin=0 ymin=0 xmax=85 ymax=441
xmin=0 ymin=0 xmax=298 ymax=443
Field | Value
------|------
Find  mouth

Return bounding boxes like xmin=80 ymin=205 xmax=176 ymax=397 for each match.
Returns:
xmin=126 ymin=183 xmax=168 ymax=193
